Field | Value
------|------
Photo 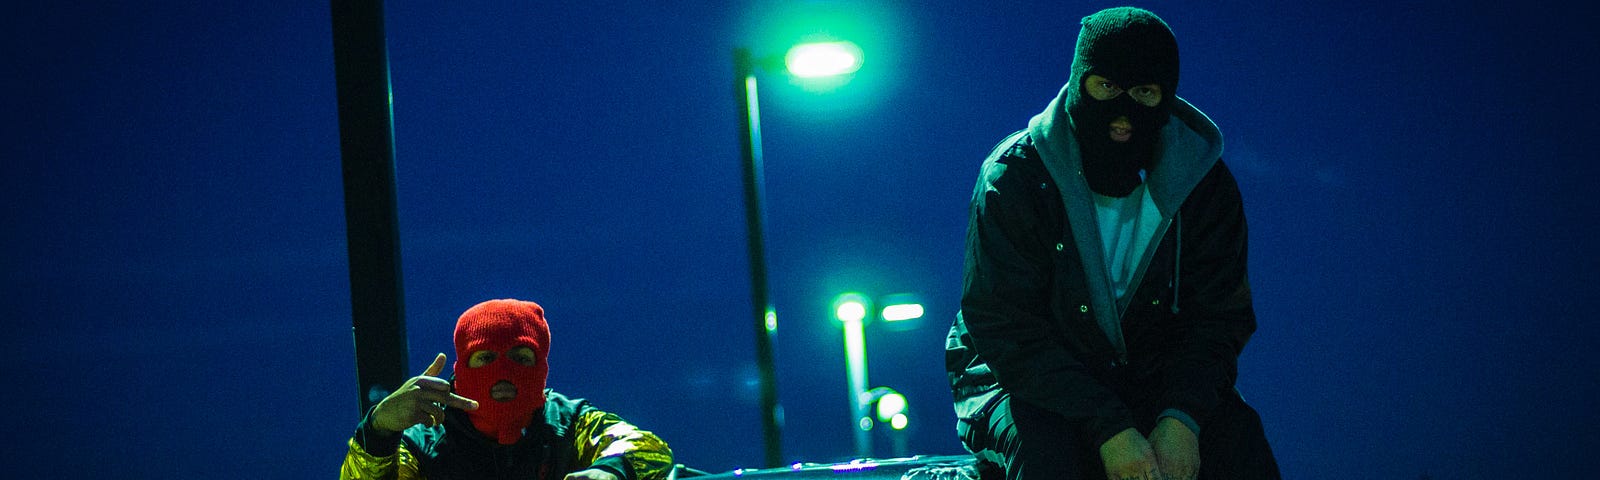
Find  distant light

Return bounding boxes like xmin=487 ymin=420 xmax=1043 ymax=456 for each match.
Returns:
xmin=858 ymin=416 xmax=874 ymax=431
xmin=791 ymin=463 xmax=804 ymax=470
xmin=881 ymin=303 xmax=924 ymax=322
xmin=836 ymin=300 xmax=866 ymax=323
xmin=890 ymin=413 xmax=908 ymax=430
xmin=875 ymin=392 xmax=907 ymax=421
xmin=366 ymin=384 xmax=391 ymax=403
xmin=764 ymin=309 xmax=778 ymax=333
xmin=786 ymin=41 xmax=863 ymax=78
xmin=830 ymin=460 xmax=878 ymax=473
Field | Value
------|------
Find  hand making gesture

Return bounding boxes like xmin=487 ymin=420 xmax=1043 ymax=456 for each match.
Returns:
xmin=370 ymin=353 xmax=480 ymax=433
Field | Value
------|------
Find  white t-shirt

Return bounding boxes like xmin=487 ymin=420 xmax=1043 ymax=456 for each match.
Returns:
xmin=1093 ymin=182 xmax=1163 ymax=301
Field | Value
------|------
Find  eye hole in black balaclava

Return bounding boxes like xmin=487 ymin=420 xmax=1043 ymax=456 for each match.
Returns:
xmin=1065 ymin=7 xmax=1180 ymax=197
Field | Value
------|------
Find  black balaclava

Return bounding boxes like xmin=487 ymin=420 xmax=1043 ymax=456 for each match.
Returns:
xmin=1065 ymin=7 xmax=1180 ymax=197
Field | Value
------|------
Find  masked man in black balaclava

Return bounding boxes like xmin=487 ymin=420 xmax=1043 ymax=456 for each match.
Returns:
xmin=946 ymin=7 xmax=1280 ymax=480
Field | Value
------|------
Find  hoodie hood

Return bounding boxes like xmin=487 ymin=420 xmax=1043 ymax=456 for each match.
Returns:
xmin=1029 ymin=87 xmax=1223 ymax=217
xmin=1027 ymin=87 xmax=1223 ymax=356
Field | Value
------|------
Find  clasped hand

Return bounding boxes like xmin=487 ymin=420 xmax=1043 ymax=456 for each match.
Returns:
xmin=1099 ymin=417 xmax=1199 ymax=480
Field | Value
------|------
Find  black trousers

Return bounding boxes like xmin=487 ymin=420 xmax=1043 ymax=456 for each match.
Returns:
xmin=958 ymin=391 xmax=1280 ymax=480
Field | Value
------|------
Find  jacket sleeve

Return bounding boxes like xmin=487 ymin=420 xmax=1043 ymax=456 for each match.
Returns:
xmin=569 ymin=409 xmax=674 ymax=480
xmin=1158 ymin=161 xmax=1256 ymax=430
xmin=340 ymin=415 xmax=424 ymax=480
xmin=960 ymin=152 xmax=1137 ymax=449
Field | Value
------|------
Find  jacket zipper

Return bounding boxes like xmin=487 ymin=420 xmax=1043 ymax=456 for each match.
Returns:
xmin=1109 ymin=212 xmax=1180 ymax=364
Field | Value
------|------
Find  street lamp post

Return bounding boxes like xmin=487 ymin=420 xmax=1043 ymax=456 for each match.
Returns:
xmin=734 ymin=41 xmax=862 ymax=468
xmin=833 ymin=295 xmax=872 ymax=457
xmin=833 ymin=293 xmax=923 ymax=458
xmin=330 ymin=0 xmax=410 ymax=417
xmin=732 ymin=46 xmax=782 ymax=469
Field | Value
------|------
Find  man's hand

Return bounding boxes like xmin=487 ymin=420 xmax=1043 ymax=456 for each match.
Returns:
xmin=1100 ymin=427 xmax=1161 ymax=480
xmin=371 ymin=353 xmax=479 ymax=433
xmin=564 ymin=468 xmax=620 ymax=480
xmin=1149 ymin=417 xmax=1200 ymax=480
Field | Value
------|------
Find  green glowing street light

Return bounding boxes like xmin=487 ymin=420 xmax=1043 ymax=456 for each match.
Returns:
xmin=874 ymin=391 xmax=906 ymax=423
xmin=735 ymin=40 xmax=865 ymax=468
xmin=881 ymin=303 xmax=924 ymax=322
xmin=862 ymin=386 xmax=912 ymax=456
xmin=785 ymin=41 xmax=863 ymax=78
xmin=880 ymin=293 xmax=925 ymax=333
xmin=836 ymin=298 xmax=868 ymax=323
xmin=832 ymin=292 xmax=919 ymax=457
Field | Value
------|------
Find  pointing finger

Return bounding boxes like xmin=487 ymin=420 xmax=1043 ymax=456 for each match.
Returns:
xmin=412 ymin=376 xmax=453 ymax=391
xmin=422 ymin=353 xmax=447 ymax=377
xmin=412 ymin=389 xmax=477 ymax=410
xmin=410 ymin=385 xmax=478 ymax=411
xmin=445 ymin=393 xmax=479 ymax=411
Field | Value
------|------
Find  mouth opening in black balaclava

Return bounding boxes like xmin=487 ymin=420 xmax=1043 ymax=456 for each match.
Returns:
xmin=1064 ymin=7 xmax=1180 ymax=197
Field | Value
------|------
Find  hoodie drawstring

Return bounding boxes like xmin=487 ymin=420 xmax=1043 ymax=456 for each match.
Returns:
xmin=1171 ymin=212 xmax=1182 ymax=315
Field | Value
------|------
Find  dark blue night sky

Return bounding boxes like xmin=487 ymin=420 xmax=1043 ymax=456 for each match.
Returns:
xmin=4 ymin=1 xmax=1597 ymax=478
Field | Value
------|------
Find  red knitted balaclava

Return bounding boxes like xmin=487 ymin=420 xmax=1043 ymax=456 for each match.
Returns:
xmin=451 ymin=299 xmax=550 ymax=445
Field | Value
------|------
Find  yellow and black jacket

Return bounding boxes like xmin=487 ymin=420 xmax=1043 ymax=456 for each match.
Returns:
xmin=341 ymin=389 xmax=672 ymax=480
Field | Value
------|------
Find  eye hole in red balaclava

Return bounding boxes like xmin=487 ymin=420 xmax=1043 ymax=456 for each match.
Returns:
xmin=450 ymin=299 xmax=551 ymax=445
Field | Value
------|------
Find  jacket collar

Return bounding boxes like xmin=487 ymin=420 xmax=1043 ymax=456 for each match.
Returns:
xmin=441 ymin=400 xmax=559 ymax=448
xmin=1028 ymin=84 xmax=1224 ymax=217
xmin=1024 ymin=85 xmax=1223 ymax=356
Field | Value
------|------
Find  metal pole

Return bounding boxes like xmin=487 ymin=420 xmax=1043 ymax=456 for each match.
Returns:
xmin=330 ymin=0 xmax=409 ymax=416
xmin=843 ymin=316 xmax=871 ymax=458
xmin=734 ymin=47 xmax=782 ymax=467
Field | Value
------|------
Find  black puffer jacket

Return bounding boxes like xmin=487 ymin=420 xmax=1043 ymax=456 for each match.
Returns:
xmin=947 ymin=91 xmax=1256 ymax=450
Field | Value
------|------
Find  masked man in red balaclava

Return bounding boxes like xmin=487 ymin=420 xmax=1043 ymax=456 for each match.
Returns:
xmin=341 ymin=299 xmax=673 ymax=480
xmin=946 ymin=7 xmax=1279 ymax=480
